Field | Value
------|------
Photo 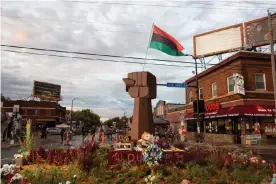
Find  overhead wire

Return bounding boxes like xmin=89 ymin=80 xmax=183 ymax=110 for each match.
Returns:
xmin=1 ymin=0 xmax=274 ymax=10
xmin=1 ymin=45 xmax=214 ymax=65
xmin=1 ymin=49 xmax=205 ymax=68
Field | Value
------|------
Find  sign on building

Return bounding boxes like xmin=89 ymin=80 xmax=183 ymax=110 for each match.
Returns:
xmin=233 ymin=73 xmax=245 ymax=95
xmin=13 ymin=105 xmax=20 ymax=113
xmin=244 ymin=15 xmax=276 ymax=47
xmin=33 ymin=81 xmax=61 ymax=101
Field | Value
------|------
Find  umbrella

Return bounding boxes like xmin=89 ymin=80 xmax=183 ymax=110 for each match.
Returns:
xmin=56 ymin=123 xmax=70 ymax=128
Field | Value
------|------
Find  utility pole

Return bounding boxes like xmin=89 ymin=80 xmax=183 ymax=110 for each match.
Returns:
xmin=184 ymin=54 xmax=201 ymax=143
xmin=268 ymin=10 xmax=276 ymax=123
xmin=70 ymin=97 xmax=78 ymax=131
xmin=194 ymin=57 xmax=201 ymax=143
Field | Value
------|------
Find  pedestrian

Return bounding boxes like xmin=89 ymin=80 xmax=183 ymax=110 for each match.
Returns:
xmin=82 ymin=127 xmax=85 ymax=140
xmin=43 ymin=125 xmax=47 ymax=139
xmin=60 ymin=128 xmax=65 ymax=144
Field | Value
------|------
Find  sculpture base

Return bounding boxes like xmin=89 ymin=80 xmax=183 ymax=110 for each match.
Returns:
xmin=131 ymin=98 xmax=153 ymax=140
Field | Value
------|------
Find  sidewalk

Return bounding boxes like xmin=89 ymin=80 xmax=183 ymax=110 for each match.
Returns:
xmin=185 ymin=141 xmax=276 ymax=150
xmin=1 ymin=141 xmax=21 ymax=149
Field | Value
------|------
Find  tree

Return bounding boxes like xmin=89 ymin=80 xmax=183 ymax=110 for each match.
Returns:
xmin=104 ymin=116 xmax=129 ymax=129
xmin=73 ymin=109 xmax=101 ymax=129
xmin=1 ymin=94 xmax=11 ymax=101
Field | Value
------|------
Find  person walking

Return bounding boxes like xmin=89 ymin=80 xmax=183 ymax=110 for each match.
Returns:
xmin=60 ymin=128 xmax=65 ymax=144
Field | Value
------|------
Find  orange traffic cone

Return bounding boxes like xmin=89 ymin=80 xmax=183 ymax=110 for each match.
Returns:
xmin=101 ymin=133 xmax=105 ymax=144
xmin=114 ymin=135 xmax=117 ymax=143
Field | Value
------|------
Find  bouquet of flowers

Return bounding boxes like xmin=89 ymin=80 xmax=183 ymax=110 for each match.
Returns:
xmin=143 ymin=144 xmax=163 ymax=166
xmin=0 ymin=164 xmax=17 ymax=183
xmin=155 ymin=138 xmax=170 ymax=150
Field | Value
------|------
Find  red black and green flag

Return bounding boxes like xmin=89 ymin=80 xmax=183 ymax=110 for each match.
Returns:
xmin=149 ymin=25 xmax=184 ymax=56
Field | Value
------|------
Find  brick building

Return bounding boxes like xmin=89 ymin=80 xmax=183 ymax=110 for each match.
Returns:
xmin=154 ymin=100 xmax=185 ymax=134
xmin=1 ymin=100 xmax=66 ymax=131
xmin=183 ymin=51 xmax=276 ymax=144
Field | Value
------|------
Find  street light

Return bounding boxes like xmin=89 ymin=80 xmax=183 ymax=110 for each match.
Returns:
xmin=70 ymin=97 xmax=79 ymax=131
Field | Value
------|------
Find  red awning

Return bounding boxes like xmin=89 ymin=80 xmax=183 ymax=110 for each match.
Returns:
xmin=184 ymin=105 xmax=275 ymax=120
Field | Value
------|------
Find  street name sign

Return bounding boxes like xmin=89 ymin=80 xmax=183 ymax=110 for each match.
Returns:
xmin=166 ymin=83 xmax=188 ymax=88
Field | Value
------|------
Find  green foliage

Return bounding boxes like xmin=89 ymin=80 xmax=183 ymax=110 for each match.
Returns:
xmin=116 ymin=177 xmax=126 ymax=184
xmin=66 ymin=163 xmax=87 ymax=181
xmin=230 ymin=168 xmax=259 ymax=184
xmin=20 ymin=167 xmax=46 ymax=184
xmin=73 ymin=109 xmax=101 ymax=129
xmin=129 ymin=178 xmax=139 ymax=184
xmin=1 ymin=93 xmax=11 ymax=101
xmin=104 ymin=116 xmax=128 ymax=129
xmin=185 ymin=164 xmax=212 ymax=184
xmin=96 ymin=147 xmax=109 ymax=168
xmin=48 ymin=167 xmax=63 ymax=183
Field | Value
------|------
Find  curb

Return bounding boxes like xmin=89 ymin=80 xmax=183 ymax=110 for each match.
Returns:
xmin=1 ymin=143 xmax=20 ymax=149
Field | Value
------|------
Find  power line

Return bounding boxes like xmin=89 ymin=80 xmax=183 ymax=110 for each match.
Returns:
xmin=57 ymin=1 xmax=275 ymax=10
xmin=2 ymin=0 xmax=274 ymax=10
xmin=1 ymin=49 xmax=205 ymax=68
xmin=1 ymin=45 xmax=214 ymax=65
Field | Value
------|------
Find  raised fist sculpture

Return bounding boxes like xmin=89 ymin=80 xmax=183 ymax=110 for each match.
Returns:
xmin=123 ymin=72 xmax=156 ymax=140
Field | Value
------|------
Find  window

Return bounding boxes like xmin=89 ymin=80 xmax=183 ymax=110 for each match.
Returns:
xmin=199 ymin=88 xmax=203 ymax=99
xmin=255 ymin=73 xmax=266 ymax=90
xmin=212 ymin=82 xmax=217 ymax=97
xmin=34 ymin=109 xmax=39 ymax=115
xmin=227 ymin=76 xmax=235 ymax=93
xmin=189 ymin=91 xmax=193 ymax=103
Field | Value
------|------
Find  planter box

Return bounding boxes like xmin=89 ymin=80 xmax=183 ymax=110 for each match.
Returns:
xmin=13 ymin=158 xmax=27 ymax=166
xmin=114 ymin=143 xmax=132 ymax=150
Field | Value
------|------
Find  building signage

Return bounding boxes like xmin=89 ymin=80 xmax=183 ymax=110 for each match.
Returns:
xmin=233 ymin=73 xmax=245 ymax=95
xmin=205 ymin=103 xmax=220 ymax=112
xmin=33 ymin=81 xmax=61 ymax=101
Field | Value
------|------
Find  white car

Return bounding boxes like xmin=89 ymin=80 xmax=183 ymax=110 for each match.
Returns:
xmin=46 ymin=127 xmax=61 ymax=135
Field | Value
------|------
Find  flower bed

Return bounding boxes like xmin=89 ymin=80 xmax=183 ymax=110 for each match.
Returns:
xmin=2 ymin=143 xmax=276 ymax=184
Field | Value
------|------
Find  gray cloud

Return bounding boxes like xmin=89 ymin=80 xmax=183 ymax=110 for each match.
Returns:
xmin=1 ymin=0 xmax=269 ymax=118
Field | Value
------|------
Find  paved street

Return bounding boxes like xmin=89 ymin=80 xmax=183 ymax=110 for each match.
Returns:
xmin=1 ymin=132 xmax=116 ymax=165
xmin=1 ymin=134 xmax=85 ymax=165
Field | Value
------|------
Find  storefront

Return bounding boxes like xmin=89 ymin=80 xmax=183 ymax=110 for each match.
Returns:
xmin=185 ymin=105 xmax=276 ymax=144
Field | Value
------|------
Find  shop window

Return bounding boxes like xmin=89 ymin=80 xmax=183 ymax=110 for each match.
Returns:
xmin=217 ymin=119 xmax=226 ymax=134
xmin=225 ymin=119 xmax=233 ymax=134
xmin=205 ymin=119 xmax=213 ymax=133
xmin=255 ymin=73 xmax=266 ymax=90
xmin=227 ymin=76 xmax=235 ymax=93
xmin=199 ymin=88 xmax=203 ymax=99
xmin=212 ymin=82 xmax=217 ymax=97
xmin=34 ymin=109 xmax=39 ymax=115
xmin=189 ymin=91 xmax=193 ymax=103
xmin=210 ymin=119 xmax=218 ymax=133
xmin=187 ymin=120 xmax=197 ymax=132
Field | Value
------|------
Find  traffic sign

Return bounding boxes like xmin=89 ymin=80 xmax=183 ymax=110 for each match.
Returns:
xmin=166 ymin=83 xmax=188 ymax=88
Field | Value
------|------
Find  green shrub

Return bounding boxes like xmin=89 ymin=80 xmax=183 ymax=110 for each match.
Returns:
xmin=20 ymin=167 xmax=47 ymax=184
xmin=215 ymin=179 xmax=227 ymax=184
xmin=185 ymin=164 xmax=212 ymax=184
xmin=126 ymin=171 xmax=132 ymax=178
xmin=48 ymin=166 xmax=63 ymax=183
xmin=116 ymin=177 xmax=125 ymax=184
xmin=129 ymin=178 xmax=138 ymax=184
xmin=66 ymin=163 xmax=87 ymax=181
xmin=230 ymin=168 xmax=260 ymax=184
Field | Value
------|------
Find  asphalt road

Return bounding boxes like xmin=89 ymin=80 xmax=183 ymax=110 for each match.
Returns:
xmin=1 ymin=133 xmax=114 ymax=166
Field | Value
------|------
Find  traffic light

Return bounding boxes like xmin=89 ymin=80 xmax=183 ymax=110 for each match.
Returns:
xmin=193 ymin=100 xmax=205 ymax=113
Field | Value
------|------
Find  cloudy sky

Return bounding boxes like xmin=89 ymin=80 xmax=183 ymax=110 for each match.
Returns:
xmin=1 ymin=0 xmax=273 ymax=118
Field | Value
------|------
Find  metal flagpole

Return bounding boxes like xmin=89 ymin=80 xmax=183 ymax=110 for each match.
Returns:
xmin=143 ymin=23 xmax=154 ymax=71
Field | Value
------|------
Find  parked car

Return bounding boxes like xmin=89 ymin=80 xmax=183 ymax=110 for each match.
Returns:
xmin=46 ymin=127 xmax=61 ymax=135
